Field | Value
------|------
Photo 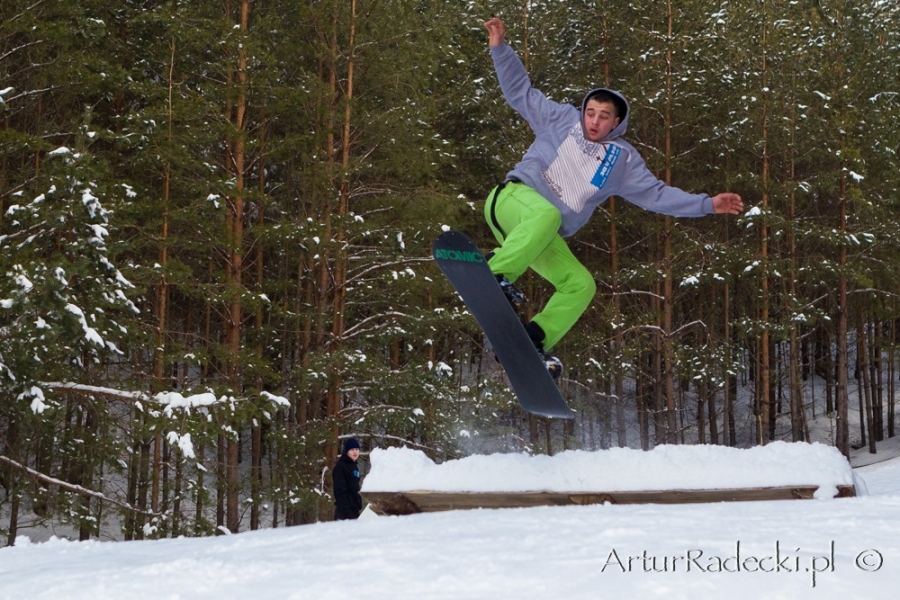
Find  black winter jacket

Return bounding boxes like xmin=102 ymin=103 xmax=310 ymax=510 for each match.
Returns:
xmin=332 ymin=454 xmax=362 ymax=520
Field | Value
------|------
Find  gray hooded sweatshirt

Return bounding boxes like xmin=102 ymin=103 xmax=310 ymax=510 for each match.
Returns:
xmin=492 ymin=43 xmax=714 ymax=238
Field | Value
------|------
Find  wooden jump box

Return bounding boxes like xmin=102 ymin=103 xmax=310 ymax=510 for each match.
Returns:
xmin=364 ymin=485 xmax=857 ymax=516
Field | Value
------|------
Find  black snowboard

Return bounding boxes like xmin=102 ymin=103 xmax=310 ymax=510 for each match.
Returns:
xmin=432 ymin=230 xmax=573 ymax=419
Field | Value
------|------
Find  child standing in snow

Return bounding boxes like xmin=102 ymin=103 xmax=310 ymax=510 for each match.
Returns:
xmin=482 ymin=17 xmax=743 ymax=377
xmin=332 ymin=438 xmax=363 ymax=520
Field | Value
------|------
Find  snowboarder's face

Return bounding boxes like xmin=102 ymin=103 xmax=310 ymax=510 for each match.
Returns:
xmin=347 ymin=448 xmax=360 ymax=460
xmin=583 ymin=100 xmax=621 ymax=142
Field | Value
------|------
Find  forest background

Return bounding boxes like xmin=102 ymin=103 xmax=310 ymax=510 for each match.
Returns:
xmin=1 ymin=0 xmax=898 ymax=543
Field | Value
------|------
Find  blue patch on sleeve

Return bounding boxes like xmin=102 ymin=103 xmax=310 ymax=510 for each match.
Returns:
xmin=353 ymin=470 xmax=360 ymax=478
xmin=590 ymin=145 xmax=621 ymax=190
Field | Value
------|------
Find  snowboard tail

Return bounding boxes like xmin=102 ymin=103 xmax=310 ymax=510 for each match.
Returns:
xmin=432 ymin=231 xmax=572 ymax=419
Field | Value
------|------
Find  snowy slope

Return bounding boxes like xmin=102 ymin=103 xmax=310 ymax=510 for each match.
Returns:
xmin=0 ymin=454 xmax=898 ymax=600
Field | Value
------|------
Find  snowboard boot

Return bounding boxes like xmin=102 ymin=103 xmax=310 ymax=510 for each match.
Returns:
xmin=486 ymin=251 xmax=525 ymax=314
xmin=525 ymin=321 xmax=563 ymax=380
xmin=495 ymin=274 xmax=525 ymax=314
xmin=537 ymin=348 xmax=563 ymax=380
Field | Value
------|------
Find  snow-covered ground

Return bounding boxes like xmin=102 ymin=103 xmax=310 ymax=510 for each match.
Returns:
xmin=1 ymin=445 xmax=898 ymax=599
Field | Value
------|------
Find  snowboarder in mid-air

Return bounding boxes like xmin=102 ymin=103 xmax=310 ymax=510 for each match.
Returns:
xmin=482 ymin=17 xmax=744 ymax=377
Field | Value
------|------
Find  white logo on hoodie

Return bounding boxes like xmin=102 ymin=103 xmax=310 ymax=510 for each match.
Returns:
xmin=541 ymin=125 xmax=621 ymax=213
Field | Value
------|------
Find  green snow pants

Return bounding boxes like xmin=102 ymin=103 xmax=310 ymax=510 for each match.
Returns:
xmin=484 ymin=181 xmax=596 ymax=350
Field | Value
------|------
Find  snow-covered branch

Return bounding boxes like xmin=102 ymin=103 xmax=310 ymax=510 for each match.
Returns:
xmin=5 ymin=86 xmax=62 ymax=103
xmin=338 ymin=433 xmax=433 ymax=452
xmin=0 ymin=453 xmax=159 ymax=517
xmin=342 ymin=311 xmax=408 ymax=339
xmin=848 ymin=288 xmax=900 ymax=300
xmin=41 ymin=383 xmax=289 ymax=413
xmin=618 ymin=319 xmax=707 ymax=339
xmin=345 ymin=257 xmax=433 ymax=287
xmin=0 ymin=40 xmax=44 ymax=64
xmin=799 ymin=288 xmax=900 ymax=314
xmin=8 ymin=0 xmax=47 ymax=23
xmin=42 ymin=382 xmax=151 ymax=402
xmin=339 ymin=404 xmax=424 ymax=416
xmin=612 ymin=289 xmax=666 ymax=301
xmin=563 ymin=378 xmax=619 ymax=400
xmin=671 ymin=320 xmax=708 ymax=337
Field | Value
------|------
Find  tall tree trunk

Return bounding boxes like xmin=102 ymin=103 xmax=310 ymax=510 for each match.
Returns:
xmin=172 ymin=454 xmax=182 ymax=537
xmin=521 ymin=0 xmax=530 ymax=69
xmin=833 ymin=3 xmax=851 ymax=459
xmin=161 ymin=437 xmax=170 ymax=522
xmin=251 ymin=135 xmax=267 ymax=531
xmin=724 ymin=271 xmax=736 ymax=446
xmin=326 ymin=0 xmax=358 ymax=461
xmin=216 ymin=433 xmax=225 ymax=533
xmin=872 ymin=319 xmax=883 ymax=441
xmin=835 ymin=182 xmax=851 ymax=453
xmin=700 ymin=296 xmax=718 ymax=444
xmin=653 ymin=297 xmax=665 ymax=444
xmin=662 ymin=0 xmax=677 ymax=444
xmin=78 ymin=423 xmax=94 ymax=541
xmin=789 ymin=325 xmax=804 ymax=442
xmin=222 ymin=0 xmax=251 ymax=535
xmin=195 ymin=443 xmax=205 ymax=535
xmin=151 ymin=37 xmax=177 ymax=521
xmin=697 ymin=380 xmax=706 ymax=444
xmin=822 ymin=327 xmax=835 ymax=415
xmin=313 ymin=2 xmax=339 ymax=444
xmin=637 ymin=356 xmax=649 ymax=450
xmin=890 ymin=314 xmax=896 ymax=439
xmin=5 ymin=417 xmax=19 ymax=546
xmin=609 ymin=195 xmax=626 ymax=447
xmin=596 ymin=6 xmax=624 ymax=449
xmin=250 ymin=423 xmax=262 ymax=530
xmin=757 ymin=0 xmax=771 ymax=445
xmin=124 ymin=412 xmax=140 ymax=541
xmin=663 ymin=218 xmax=676 ymax=444
xmin=544 ymin=418 xmax=553 ymax=456
xmin=858 ymin=310 xmax=875 ymax=453
xmin=136 ymin=414 xmax=151 ymax=540
xmin=835 ymin=226 xmax=850 ymax=455
xmin=787 ymin=71 xmax=804 ymax=442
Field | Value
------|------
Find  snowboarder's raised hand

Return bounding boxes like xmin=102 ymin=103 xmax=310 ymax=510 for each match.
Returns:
xmin=484 ymin=17 xmax=505 ymax=47
xmin=711 ymin=193 xmax=744 ymax=215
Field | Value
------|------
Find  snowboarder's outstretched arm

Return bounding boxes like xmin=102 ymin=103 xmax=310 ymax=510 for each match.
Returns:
xmin=617 ymin=151 xmax=744 ymax=218
xmin=483 ymin=17 xmax=574 ymax=135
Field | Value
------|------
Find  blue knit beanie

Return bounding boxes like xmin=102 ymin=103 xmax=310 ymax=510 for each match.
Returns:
xmin=343 ymin=438 xmax=361 ymax=453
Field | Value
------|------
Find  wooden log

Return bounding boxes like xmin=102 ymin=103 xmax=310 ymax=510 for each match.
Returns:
xmin=364 ymin=485 xmax=856 ymax=516
xmin=365 ymin=492 xmax=422 ymax=516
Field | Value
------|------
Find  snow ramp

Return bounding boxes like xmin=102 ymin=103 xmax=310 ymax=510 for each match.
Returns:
xmin=362 ymin=443 xmax=858 ymax=515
